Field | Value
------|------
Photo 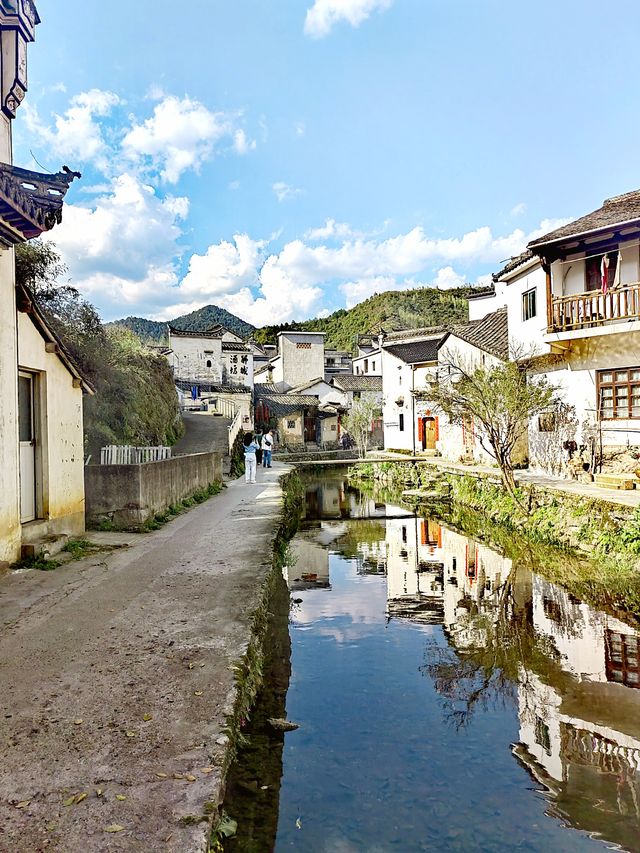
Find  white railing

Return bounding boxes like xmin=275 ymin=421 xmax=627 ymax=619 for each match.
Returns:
xmin=206 ymin=396 xmax=237 ymax=420
xmin=100 ymin=445 xmax=172 ymax=465
xmin=228 ymin=406 xmax=243 ymax=454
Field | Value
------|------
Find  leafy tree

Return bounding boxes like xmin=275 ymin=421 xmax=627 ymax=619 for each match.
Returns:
xmin=424 ymin=354 xmax=558 ymax=500
xmin=14 ymin=240 xmax=183 ymax=456
xmin=341 ymin=396 xmax=380 ymax=458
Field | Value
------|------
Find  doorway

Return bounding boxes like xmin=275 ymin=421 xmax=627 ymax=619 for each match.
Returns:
xmin=421 ymin=416 xmax=437 ymax=451
xmin=18 ymin=372 xmax=37 ymax=523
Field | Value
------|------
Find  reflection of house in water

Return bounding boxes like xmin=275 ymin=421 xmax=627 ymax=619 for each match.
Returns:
xmin=514 ymin=575 xmax=640 ymax=850
xmin=385 ymin=515 xmax=445 ymax=623
xmin=303 ymin=477 xmax=387 ymax=520
xmin=441 ymin=527 xmax=515 ymax=649
xmin=286 ymin=530 xmax=331 ymax=590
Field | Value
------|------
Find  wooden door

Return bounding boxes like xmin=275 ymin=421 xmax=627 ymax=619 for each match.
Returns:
xmin=423 ymin=417 xmax=437 ymax=450
xmin=18 ymin=372 xmax=36 ymax=523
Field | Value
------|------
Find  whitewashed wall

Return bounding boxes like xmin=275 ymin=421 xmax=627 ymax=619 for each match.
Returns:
xmin=0 ymin=249 xmax=20 ymax=563
xmin=278 ymin=332 xmax=325 ymax=388
xmin=18 ymin=312 xmax=86 ymax=537
xmin=169 ymin=334 xmax=223 ymax=383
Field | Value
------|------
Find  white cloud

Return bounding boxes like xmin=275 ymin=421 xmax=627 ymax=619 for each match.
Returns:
xmin=273 ymin=182 xmax=302 ymax=202
xmin=179 ymin=234 xmax=264 ymax=298
xmin=23 ymin=89 xmax=120 ymax=169
xmin=122 ymin=95 xmax=234 ymax=183
xmin=305 ymin=218 xmax=356 ymax=241
xmin=155 ymin=217 xmax=565 ymax=326
xmin=295 ymin=121 xmax=306 ymax=137
xmin=304 ymin=0 xmax=393 ymax=38
xmin=510 ymin=202 xmax=526 ymax=217
xmin=232 ymin=128 xmax=256 ymax=155
xmin=44 ymin=173 xmax=188 ymax=316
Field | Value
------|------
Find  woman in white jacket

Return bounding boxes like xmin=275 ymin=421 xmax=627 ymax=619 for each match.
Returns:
xmin=243 ymin=432 xmax=260 ymax=483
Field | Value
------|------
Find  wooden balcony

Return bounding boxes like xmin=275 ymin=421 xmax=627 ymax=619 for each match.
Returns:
xmin=549 ymin=282 xmax=640 ymax=333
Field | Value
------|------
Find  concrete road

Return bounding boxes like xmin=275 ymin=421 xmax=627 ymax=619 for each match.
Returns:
xmin=0 ymin=466 xmax=286 ymax=852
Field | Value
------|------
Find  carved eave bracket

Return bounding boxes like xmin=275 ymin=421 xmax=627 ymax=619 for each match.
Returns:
xmin=0 ymin=163 xmax=80 ymax=247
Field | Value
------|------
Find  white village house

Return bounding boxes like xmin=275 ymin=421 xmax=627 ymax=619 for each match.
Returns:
xmin=469 ymin=189 xmax=640 ymax=477
xmin=381 ymin=312 xmax=512 ymax=463
xmin=0 ymin=1 xmax=88 ymax=565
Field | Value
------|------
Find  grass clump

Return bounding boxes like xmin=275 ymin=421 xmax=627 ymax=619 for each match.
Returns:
xmin=12 ymin=553 xmax=61 ymax=571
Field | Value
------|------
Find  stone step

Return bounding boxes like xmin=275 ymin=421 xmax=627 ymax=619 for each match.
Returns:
xmin=594 ymin=473 xmax=640 ymax=490
xmin=21 ymin=533 xmax=69 ymax=560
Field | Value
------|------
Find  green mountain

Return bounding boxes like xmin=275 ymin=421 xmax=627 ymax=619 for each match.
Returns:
xmin=110 ymin=284 xmax=489 ymax=351
xmin=254 ymin=285 xmax=486 ymax=351
xmin=110 ymin=305 xmax=256 ymax=344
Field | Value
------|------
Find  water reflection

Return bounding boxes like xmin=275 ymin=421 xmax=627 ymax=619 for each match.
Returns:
xmin=226 ymin=474 xmax=640 ymax=852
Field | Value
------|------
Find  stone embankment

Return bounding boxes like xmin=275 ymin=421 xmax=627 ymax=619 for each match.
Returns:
xmin=350 ymin=457 xmax=640 ymax=556
xmin=0 ymin=464 xmax=292 ymax=852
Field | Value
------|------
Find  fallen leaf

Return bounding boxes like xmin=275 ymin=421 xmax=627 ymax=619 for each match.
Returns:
xmin=105 ymin=824 xmax=125 ymax=833
xmin=296 ymin=818 xmax=302 ymax=829
xmin=217 ymin=815 xmax=237 ymax=838
xmin=155 ymin=772 xmax=168 ymax=779
xmin=194 ymin=691 xmax=203 ymax=697
xmin=96 ymin=788 xmax=103 ymax=797
xmin=115 ymin=794 xmax=126 ymax=801
xmin=75 ymin=792 xmax=88 ymax=804
xmin=200 ymin=767 xmax=214 ymax=774
xmin=142 ymin=713 xmax=153 ymax=722
xmin=16 ymin=800 xmax=30 ymax=809
xmin=187 ymin=663 xmax=194 ymax=670
xmin=73 ymin=719 xmax=83 ymax=725
xmin=173 ymin=773 xmax=185 ymax=780
xmin=199 ymin=663 xmax=205 ymax=668
xmin=125 ymin=731 xmax=136 ymax=738
xmin=46 ymin=821 xmax=58 ymax=831
xmin=185 ymin=774 xmax=197 ymax=782
xmin=63 ymin=796 xmax=76 ymax=807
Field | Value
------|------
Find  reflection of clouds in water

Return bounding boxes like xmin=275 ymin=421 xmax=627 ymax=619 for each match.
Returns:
xmin=324 ymin=839 xmax=388 ymax=853
xmin=293 ymin=565 xmax=387 ymax=643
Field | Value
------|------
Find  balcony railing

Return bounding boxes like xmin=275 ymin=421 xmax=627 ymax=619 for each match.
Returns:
xmin=549 ymin=282 xmax=640 ymax=332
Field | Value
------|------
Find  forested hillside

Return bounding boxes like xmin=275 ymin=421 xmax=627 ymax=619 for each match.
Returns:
xmin=112 ymin=305 xmax=256 ymax=344
xmin=16 ymin=241 xmax=183 ymax=456
xmin=253 ymin=285 xmax=485 ymax=350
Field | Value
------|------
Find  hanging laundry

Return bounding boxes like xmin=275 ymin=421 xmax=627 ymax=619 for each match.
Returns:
xmin=601 ymin=253 xmax=610 ymax=294
xmin=612 ymin=250 xmax=622 ymax=289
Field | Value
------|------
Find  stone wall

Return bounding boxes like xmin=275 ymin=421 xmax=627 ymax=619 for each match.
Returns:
xmin=85 ymin=451 xmax=222 ymax=527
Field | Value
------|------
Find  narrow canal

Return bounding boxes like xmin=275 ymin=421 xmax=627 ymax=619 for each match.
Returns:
xmin=223 ymin=472 xmax=640 ymax=852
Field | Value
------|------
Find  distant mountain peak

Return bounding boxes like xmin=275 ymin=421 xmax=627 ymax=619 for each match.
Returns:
xmin=108 ymin=304 xmax=256 ymax=344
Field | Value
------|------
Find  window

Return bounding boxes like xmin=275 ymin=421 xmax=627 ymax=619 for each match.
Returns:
xmin=287 ymin=419 xmax=296 ymax=428
xmin=586 ymin=252 xmax=618 ymax=292
xmin=522 ymin=288 xmax=537 ymax=321
xmin=538 ymin=412 xmax=556 ymax=432
xmin=296 ymin=342 xmax=312 ymax=349
xmin=598 ymin=368 xmax=640 ymax=419
xmin=372 ymin=360 xmax=376 ymax=371
xmin=206 ymin=360 xmax=212 ymax=368
xmin=399 ymin=413 xmax=405 ymax=431
xmin=326 ymin=357 xmax=335 ymax=365
xmin=364 ymin=359 xmax=369 ymax=373
xmin=398 ymin=374 xmax=402 ymax=386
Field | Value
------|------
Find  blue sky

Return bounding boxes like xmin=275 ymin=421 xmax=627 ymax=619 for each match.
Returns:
xmin=12 ymin=0 xmax=640 ymax=325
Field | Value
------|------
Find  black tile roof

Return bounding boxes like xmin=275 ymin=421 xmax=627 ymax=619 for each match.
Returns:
xmin=175 ymin=379 xmax=250 ymax=394
xmin=384 ymin=325 xmax=448 ymax=343
xmin=254 ymin=392 xmax=319 ymax=417
xmin=383 ymin=337 xmax=444 ymax=364
xmin=450 ymin=307 xmax=509 ymax=360
xmin=492 ymin=249 xmax=536 ymax=281
xmin=221 ymin=341 xmax=250 ymax=352
xmin=332 ymin=374 xmax=383 ymax=392
xmin=528 ymin=189 xmax=640 ymax=249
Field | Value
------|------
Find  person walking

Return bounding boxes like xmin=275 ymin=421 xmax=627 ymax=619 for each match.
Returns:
xmin=243 ymin=432 xmax=260 ymax=483
xmin=261 ymin=429 xmax=274 ymax=468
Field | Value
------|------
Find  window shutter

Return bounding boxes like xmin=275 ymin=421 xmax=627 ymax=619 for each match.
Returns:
xmin=418 ymin=417 xmax=424 ymax=442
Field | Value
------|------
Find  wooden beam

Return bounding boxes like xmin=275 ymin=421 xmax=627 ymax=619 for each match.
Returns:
xmin=72 ymin=377 xmax=82 ymax=388
xmin=45 ymin=341 xmax=59 ymax=354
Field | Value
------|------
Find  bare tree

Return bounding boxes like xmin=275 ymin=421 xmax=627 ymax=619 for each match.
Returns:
xmin=425 ymin=352 xmax=558 ymax=500
xmin=342 ymin=396 xmax=380 ymax=458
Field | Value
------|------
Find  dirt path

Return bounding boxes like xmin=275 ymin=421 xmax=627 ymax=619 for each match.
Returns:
xmin=0 ymin=466 xmax=286 ymax=852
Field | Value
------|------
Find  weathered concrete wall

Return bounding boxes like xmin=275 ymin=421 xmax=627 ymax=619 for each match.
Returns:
xmin=85 ymin=451 xmax=223 ymax=526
